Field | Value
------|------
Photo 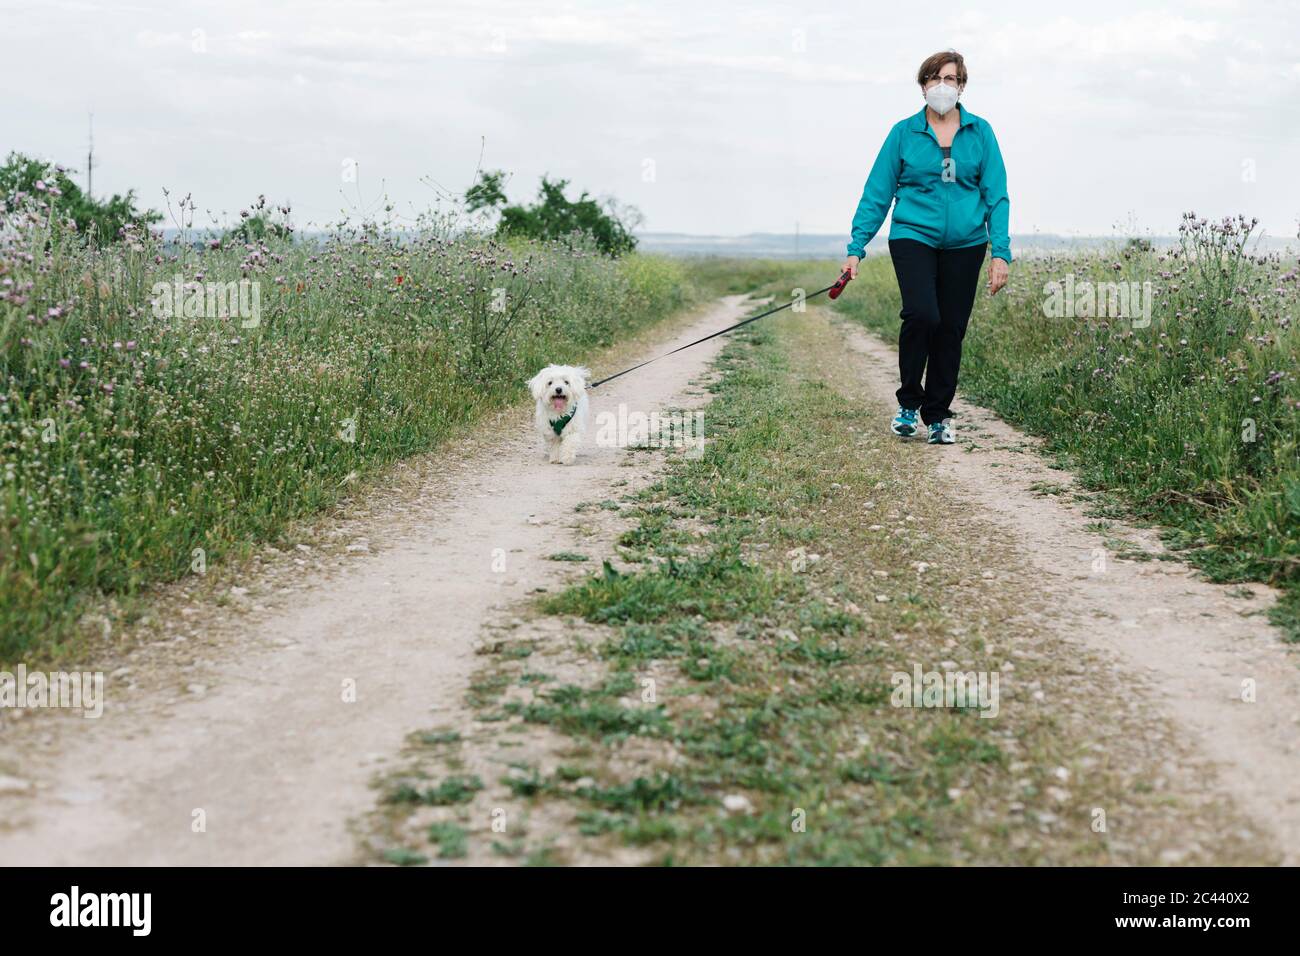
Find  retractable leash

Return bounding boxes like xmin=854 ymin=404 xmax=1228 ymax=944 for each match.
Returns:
xmin=588 ymin=269 xmax=854 ymax=390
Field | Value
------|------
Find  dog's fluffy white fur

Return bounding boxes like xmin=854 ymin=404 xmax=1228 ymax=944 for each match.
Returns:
xmin=528 ymin=364 xmax=590 ymax=464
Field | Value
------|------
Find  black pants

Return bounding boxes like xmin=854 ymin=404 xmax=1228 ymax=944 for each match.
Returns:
xmin=887 ymin=238 xmax=986 ymax=425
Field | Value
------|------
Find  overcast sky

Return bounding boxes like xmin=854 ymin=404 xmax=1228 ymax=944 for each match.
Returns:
xmin=3 ymin=0 xmax=1298 ymax=241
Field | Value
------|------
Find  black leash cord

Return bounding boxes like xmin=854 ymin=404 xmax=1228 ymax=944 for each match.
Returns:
xmin=588 ymin=271 xmax=852 ymax=390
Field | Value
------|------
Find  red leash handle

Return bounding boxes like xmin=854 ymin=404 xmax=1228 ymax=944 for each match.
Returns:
xmin=827 ymin=268 xmax=854 ymax=300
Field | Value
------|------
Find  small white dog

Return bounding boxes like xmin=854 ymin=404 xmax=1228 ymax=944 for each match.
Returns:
xmin=527 ymin=364 xmax=590 ymax=464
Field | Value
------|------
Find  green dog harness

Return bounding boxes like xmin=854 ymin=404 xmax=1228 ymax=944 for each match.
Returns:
xmin=550 ymin=409 xmax=576 ymax=436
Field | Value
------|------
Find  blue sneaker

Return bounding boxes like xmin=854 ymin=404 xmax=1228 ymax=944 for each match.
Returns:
xmin=928 ymin=419 xmax=955 ymax=444
xmin=890 ymin=406 xmax=920 ymax=437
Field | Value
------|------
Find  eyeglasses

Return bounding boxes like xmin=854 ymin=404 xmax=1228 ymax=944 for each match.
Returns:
xmin=924 ymin=74 xmax=961 ymax=88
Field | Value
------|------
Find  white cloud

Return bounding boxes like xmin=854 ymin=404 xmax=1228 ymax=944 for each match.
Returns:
xmin=134 ymin=30 xmax=186 ymax=49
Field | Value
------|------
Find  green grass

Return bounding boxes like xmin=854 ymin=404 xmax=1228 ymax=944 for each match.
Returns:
xmin=383 ymin=775 xmax=485 ymax=806
xmin=426 ymin=822 xmax=469 ymax=859
xmin=381 ymin=847 xmax=429 ymax=866
xmin=828 ymin=221 xmax=1300 ymax=639
xmin=0 ymin=198 xmax=700 ymax=663
xmin=416 ymin=729 xmax=462 ymax=746
xmin=506 ymin=687 xmax=670 ymax=741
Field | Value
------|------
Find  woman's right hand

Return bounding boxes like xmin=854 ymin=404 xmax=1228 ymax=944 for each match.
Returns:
xmin=842 ymin=255 xmax=860 ymax=279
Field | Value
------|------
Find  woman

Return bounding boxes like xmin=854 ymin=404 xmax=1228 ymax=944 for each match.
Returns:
xmin=842 ymin=50 xmax=1010 ymax=444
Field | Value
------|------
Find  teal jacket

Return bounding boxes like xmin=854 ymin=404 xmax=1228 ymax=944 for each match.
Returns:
xmin=847 ymin=104 xmax=1011 ymax=262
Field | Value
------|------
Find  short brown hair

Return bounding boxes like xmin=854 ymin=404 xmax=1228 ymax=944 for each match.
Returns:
xmin=917 ymin=50 xmax=967 ymax=88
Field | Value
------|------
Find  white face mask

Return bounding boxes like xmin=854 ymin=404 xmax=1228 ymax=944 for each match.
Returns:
xmin=925 ymin=83 xmax=959 ymax=116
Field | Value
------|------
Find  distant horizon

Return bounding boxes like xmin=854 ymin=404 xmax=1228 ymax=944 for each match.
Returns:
xmin=154 ymin=224 xmax=1300 ymax=258
xmin=632 ymin=230 xmax=1300 ymax=258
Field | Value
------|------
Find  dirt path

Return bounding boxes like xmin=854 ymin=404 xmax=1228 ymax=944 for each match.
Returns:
xmin=831 ymin=310 xmax=1300 ymax=864
xmin=0 ymin=296 xmax=748 ymax=866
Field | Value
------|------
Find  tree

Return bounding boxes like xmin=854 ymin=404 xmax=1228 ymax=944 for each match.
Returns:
xmin=464 ymin=169 xmax=509 ymax=214
xmin=0 ymin=151 xmax=161 ymax=245
xmin=465 ymin=170 xmax=639 ymax=256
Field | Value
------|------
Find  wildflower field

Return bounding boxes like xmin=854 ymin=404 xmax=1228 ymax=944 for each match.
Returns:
xmin=0 ymin=195 xmax=693 ymax=662
xmin=834 ymin=215 xmax=1300 ymax=636
xmin=4 ymin=198 xmax=1296 ymax=665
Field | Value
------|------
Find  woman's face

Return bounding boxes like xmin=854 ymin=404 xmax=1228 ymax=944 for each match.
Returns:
xmin=923 ymin=61 xmax=964 ymax=93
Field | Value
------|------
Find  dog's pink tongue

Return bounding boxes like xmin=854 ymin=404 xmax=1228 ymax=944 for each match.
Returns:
xmin=552 ymin=396 xmax=567 ymax=411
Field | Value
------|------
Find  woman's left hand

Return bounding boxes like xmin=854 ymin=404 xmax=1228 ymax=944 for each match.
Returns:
xmin=987 ymin=257 xmax=1009 ymax=296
